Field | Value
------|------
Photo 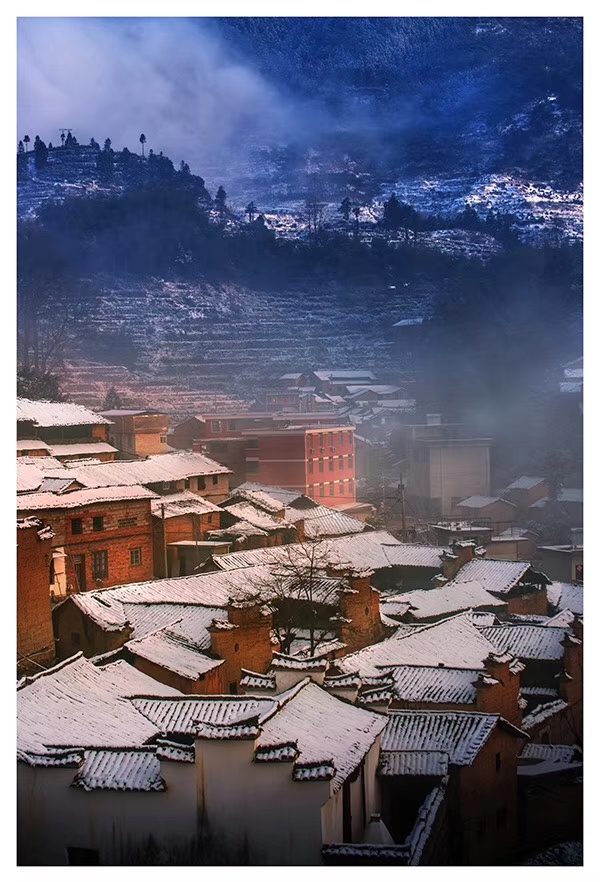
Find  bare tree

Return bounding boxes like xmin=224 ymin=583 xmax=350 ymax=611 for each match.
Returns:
xmin=304 ymin=198 xmax=325 ymax=238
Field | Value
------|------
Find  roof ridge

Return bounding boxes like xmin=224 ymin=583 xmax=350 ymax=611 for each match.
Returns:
xmin=17 ymin=652 xmax=84 ymax=689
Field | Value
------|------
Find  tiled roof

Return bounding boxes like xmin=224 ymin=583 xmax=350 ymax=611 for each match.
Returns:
xmin=379 ymin=544 xmax=445 ymax=569
xmin=271 ymin=652 xmax=328 ymax=671
xmin=17 ymin=398 xmax=111 ymax=427
xmin=224 ymin=487 xmax=286 ymax=513
xmin=62 ymin=451 xmax=231 ymax=489
xmin=239 ymin=670 xmax=277 ymax=690
xmin=283 ymin=505 xmax=367 ymax=538
xmin=381 ymin=711 xmax=516 ymax=765
xmin=131 ymin=695 xmax=276 ymax=735
xmin=16 ymin=461 xmax=45 ymax=493
xmin=385 ymin=665 xmax=480 ymax=705
xmin=451 ymin=559 xmax=533 ymax=595
xmin=547 ymin=581 xmax=583 ymax=616
xmin=125 ymin=625 xmax=225 ymax=679
xmin=337 ymin=613 xmax=498 ymax=676
xmin=479 ymin=625 xmax=569 ymax=661
xmin=520 ymin=744 xmax=582 ymax=764
xmin=381 ymin=580 xmax=505 ymax=621
xmin=17 ymin=485 xmax=157 ymax=511
xmin=521 ymin=699 xmax=569 ymax=731
xmin=72 ymin=748 xmax=165 ymax=791
xmin=257 ymin=679 xmax=387 ymax=793
xmin=223 ymin=501 xmax=289 ymax=532
xmin=234 ymin=482 xmax=304 ymax=506
xmin=48 ymin=442 xmax=118 ymax=457
xmin=17 ymin=655 xmax=179 ymax=756
xmin=378 ymin=750 xmax=450 ymax=777
xmin=155 ymin=739 xmax=195 ymax=763
xmin=16 ymin=438 xmax=50 ymax=451
xmin=150 ymin=490 xmax=222 ymax=519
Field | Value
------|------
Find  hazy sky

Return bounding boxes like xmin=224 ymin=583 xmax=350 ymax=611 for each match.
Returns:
xmin=17 ymin=17 xmax=292 ymax=174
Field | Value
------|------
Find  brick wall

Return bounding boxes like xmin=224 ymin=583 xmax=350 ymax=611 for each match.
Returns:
xmin=506 ymin=587 xmax=548 ymax=617
xmin=128 ymin=653 xmax=224 ymax=695
xmin=336 ymin=572 xmax=383 ymax=653
xmin=17 ymin=522 xmax=56 ymax=674
xmin=53 ymin=596 xmax=132 ymax=660
xmin=152 ymin=511 xmax=222 ymax=577
xmin=209 ymin=604 xmax=274 ymax=692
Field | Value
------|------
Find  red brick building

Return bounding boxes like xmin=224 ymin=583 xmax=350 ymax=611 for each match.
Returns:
xmin=17 ymin=517 xmax=56 ymax=676
xmin=243 ymin=426 xmax=356 ymax=507
xmin=17 ymin=398 xmax=116 ymax=462
xmin=17 ymin=486 xmax=156 ymax=593
xmin=100 ymin=409 xmax=170 ymax=457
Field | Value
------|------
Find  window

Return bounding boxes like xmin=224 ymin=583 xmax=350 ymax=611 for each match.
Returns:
xmin=184 ymin=478 xmax=191 ymax=488
xmin=162 ymin=481 xmax=172 ymax=491
xmin=318 ymin=459 xmax=324 ymax=473
xmin=92 ymin=550 xmax=108 ymax=580
xmin=348 ymin=454 xmax=354 ymax=468
xmin=160 ymin=434 xmax=167 ymax=444
xmin=130 ymin=548 xmax=142 ymax=566
xmin=212 ymin=475 xmax=219 ymax=485
xmin=118 ymin=517 xmax=137 ymax=527
xmin=66 ymin=847 xmax=99 ymax=866
xmin=319 ymin=484 xmax=325 ymax=497
xmin=339 ymin=432 xmax=344 ymax=444
xmin=212 ymin=420 xmax=222 ymax=433
xmin=234 ymin=642 xmax=240 ymax=653
xmin=329 ymin=457 xmax=334 ymax=471
xmin=307 ymin=434 xmax=313 ymax=450
xmin=340 ymin=481 xmax=345 ymax=494
xmin=71 ymin=518 xmax=83 ymax=535
xmin=318 ymin=433 xmax=324 ymax=449
xmin=308 ymin=485 xmax=315 ymax=497
xmin=308 ymin=460 xmax=314 ymax=474
xmin=329 ymin=483 xmax=335 ymax=496
xmin=495 ymin=752 xmax=502 ymax=772
xmin=328 ymin=432 xmax=334 ymax=446
xmin=339 ymin=455 xmax=344 ymax=469
xmin=198 ymin=476 xmax=206 ymax=490
xmin=229 ymin=682 xmax=238 ymax=695
xmin=247 ymin=460 xmax=259 ymax=474
xmin=246 ymin=437 xmax=258 ymax=449
xmin=496 ymin=806 xmax=508 ymax=828
xmin=348 ymin=480 xmax=354 ymax=495
xmin=92 ymin=516 xmax=104 ymax=532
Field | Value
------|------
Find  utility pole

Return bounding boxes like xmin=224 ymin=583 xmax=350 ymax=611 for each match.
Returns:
xmin=399 ymin=476 xmax=407 ymax=538
xmin=161 ymin=503 xmax=168 ymax=578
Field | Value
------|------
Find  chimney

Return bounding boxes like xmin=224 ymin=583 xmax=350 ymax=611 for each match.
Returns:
xmin=337 ymin=569 xmax=382 ymax=653
xmin=441 ymin=540 xmax=476 ymax=580
xmin=209 ymin=598 xmax=274 ymax=691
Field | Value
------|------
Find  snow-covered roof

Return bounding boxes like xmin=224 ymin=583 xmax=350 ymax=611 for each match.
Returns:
xmin=521 ymin=699 xmax=569 ymax=731
xmin=239 ymin=670 xmax=277 ymax=690
xmin=131 ymin=694 xmax=277 ymax=735
xmin=150 ymin=490 xmax=222 ymax=519
xmin=224 ymin=487 xmax=286 ymax=513
xmin=337 ymin=613 xmax=499 ymax=677
xmin=456 ymin=496 xmax=516 ymax=509
xmin=393 ymin=317 xmax=425 ymax=328
xmin=17 ymin=655 xmax=179 ymax=757
xmin=72 ymin=748 xmax=165 ymax=791
xmin=62 ymin=452 xmax=231 ymax=489
xmin=314 ymin=370 xmax=377 ymax=381
xmin=547 ymin=581 xmax=583 ymax=616
xmin=450 ymin=559 xmax=534 ymax=595
xmin=505 ymin=476 xmax=546 ymax=491
xmin=257 ymin=679 xmax=386 ymax=793
xmin=381 ymin=711 xmax=524 ymax=765
xmin=385 ymin=665 xmax=481 ymax=705
xmin=16 ymin=460 xmax=44 ymax=493
xmin=234 ymin=482 xmax=304 ymax=506
xmin=479 ymin=625 xmax=569 ymax=661
xmin=381 ymin=581 xmax=505 ymax=621
xmin=125 ymin=625 xmax=225 ymax=679
xmin=17 ymin=398 xmax=111 ymax=427
xmin=17 ymin=485 xmax=157 ymax=511
xmin=47 ymin=441 xmax=118 ymax=458
xmin=16 ymin=438 xmax=50 ymax=451
xmin=520 ymin=744 xmax=582 ymax=764
xmin=283 ymin=504 xmax=367 ymax=538
xmin=345 ymin=385 xmax=402 ymax=396
xmin=223 ymin=501 xmax=288 ymax=532
xmin=378 ymin=750 xmax=449 ymax=777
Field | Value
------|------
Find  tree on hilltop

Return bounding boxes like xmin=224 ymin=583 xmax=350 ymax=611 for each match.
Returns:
xmin=139 ymin=133 xmax=146 ymax=157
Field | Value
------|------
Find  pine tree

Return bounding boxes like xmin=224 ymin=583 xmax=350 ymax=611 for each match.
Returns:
xmin=215 ymin=186 xmax=227 ymax=219
xmin=23 ymin=135 xmax=30 ymax=153
xmin=102 ymin=386 xmax=123 ymax=410
xmin=33 ymin=136 xmax=48 ymax=169
xmin=139 ymin=133 xmax=146 ymax=157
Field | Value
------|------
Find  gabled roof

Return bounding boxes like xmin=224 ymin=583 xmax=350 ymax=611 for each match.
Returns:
xmin=17 ymin=485 xmax=158 ymax=511
xmin=450 ymin=559 xmax=535 ymax=595
xmin=48 ymin=442 xmax=118 ymax=458
xmin=479 ymin=625 xmax=569 ymax=661
xmin=16 ymin=460 xmax=44 ymax=493
xmin=381 ymin=711 xmax=525 ymax=765
xmin=283 ymin=504 xmax=367 ymax=538
xmin=257 ymin=679 xmax=386 ymax=792
xmin=505 ymin=476 xmax=546 ymax=491
xmin=381 ymin=580 xmax=505 ymax=621
xmin=150 ymin=490 xmax=222 ymax=519
xmin=314 ymin=370 xmax=377 ymax=381
xmin=234 ymin=482 xmax=305 ymax=506
xmin=131 ymin=694 xmax=277 ymax=735
xmin=17 ymin=655 xmax=179 ymax=757
xmin=337 ymin=613 xmax=499 ymax=677
xmin=385 ymin=665 xmax=482 ymax=705
xmin=223 ymin=501 xmax=289 ymax=532
xmin=62 ymin=451 xmax=231 ymax=489
xmin=17 ymin=398 xmax=111 ymax=427
xmin=547 ymin=581 xmax=583 ymax=616
xmin=223 ymin=487 xmax=286 ymax=514
xmin=125 ymin=624 xmax=225 ymax=679
xmin=378 ymin=750 xmax=449 ymax=777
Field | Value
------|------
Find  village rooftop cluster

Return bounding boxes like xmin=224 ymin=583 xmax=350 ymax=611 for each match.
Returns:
xmin=16 ymin=369 xmax=583 ymax=865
